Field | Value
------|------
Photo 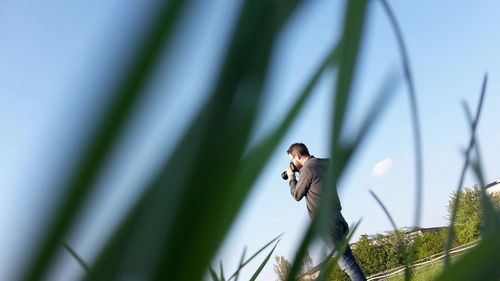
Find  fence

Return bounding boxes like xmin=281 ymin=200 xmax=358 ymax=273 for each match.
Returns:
xmin=366 ymin=240 xmax=479 ymax=281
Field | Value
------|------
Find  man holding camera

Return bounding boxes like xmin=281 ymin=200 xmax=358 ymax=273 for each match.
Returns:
xmin=284 ymin=143 xmax=366 ymax=281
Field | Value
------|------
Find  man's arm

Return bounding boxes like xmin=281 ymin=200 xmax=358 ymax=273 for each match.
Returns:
xmin=289 ymin=167 xmax=313 ymax=201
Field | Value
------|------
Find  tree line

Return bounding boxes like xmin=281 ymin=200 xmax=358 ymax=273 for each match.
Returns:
xmin=274 ymin=186 xmax=500 ymax=280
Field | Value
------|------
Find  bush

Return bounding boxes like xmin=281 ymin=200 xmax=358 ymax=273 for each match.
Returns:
xmin=413 ymin=229 xmax=448 ymax=260
xmin=352 ymin=234 xmax=391 ymax=275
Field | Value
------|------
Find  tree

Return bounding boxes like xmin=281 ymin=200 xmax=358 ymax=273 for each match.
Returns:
xmin=412 ymin=229 xmax=447 ymax=260
xmin=328 ymin=264 xmax=350 ymax=281
xmin=493 ymin=193 xmax=500 ymax=210
xmin=447 ymin=186 xmax=481 ymax=245
xmin=273 ymin=252 xmax=314 ymax=281
xmin=378 ymin=231 xmax=409 ymax=269
xmin=351 ymin=234 xmax=389 ymax=276
xmin=274 ymin=256 xmax=291 ymax=281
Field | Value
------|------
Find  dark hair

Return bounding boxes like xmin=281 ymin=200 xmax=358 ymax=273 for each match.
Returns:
xmin=287 ymin=143 xmax=310 ymax=157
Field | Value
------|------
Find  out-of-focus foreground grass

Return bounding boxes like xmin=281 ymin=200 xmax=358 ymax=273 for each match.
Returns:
xmin=13 ymin=0 xmax=500 ymax=281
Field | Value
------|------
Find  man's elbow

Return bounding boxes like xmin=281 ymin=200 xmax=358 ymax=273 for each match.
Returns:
xmin=292 ymin=192 xmax=303 ymax=201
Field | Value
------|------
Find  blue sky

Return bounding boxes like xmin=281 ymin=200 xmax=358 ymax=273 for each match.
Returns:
xmin=1 ymin=0 xmax=500 ymax=280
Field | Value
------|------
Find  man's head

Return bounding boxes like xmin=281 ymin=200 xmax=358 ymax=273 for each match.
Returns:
xmin=287 ymin=143 xmax=310 ymax=170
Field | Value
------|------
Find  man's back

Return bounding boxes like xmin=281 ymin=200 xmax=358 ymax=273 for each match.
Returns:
xmin=289 ymin=157 xmax=342 ymax=218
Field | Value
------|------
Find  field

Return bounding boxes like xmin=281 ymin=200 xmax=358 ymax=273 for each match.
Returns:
xmin=386 ymin=251 xmax=475 ymax=281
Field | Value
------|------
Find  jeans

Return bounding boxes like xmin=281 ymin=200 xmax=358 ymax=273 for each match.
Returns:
xmin=324 ymin=212 xmax=366 ymax=281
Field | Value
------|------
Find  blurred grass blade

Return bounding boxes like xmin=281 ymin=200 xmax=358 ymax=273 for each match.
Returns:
xmin=434 ymin=232 xmax=500 ymax=281
xmin=231 ymin=40 xmax=340 ymax=281
xmin=341 ymin=71 xmax=399 ymax=176
xmin=369 ymin=190 xmax=415 ymax=281
xmin=22 ymin=1 xmax=190 ymax=280
xmin=462 ymin=102 xmax=500 ymax=236
xmin=219 ymin=261 xmax=225 ymax=281
xmin=470 ymin=151 xmax=500 ymax=235
xmin=287 ymin=1 xmax=368 ymax=280
xmin=236 ymin=41 xmax=341 ymax=191
xmin=85 ymin=1 xmax=303 ymax=281
xmin=285 ymin=212 xmax=320 ymax=281
xmin=331 ymin=0 xmax=368 ymax=152
xmin=63 ymin=243 xmax=90 ymax=273
xmin=209 ymin=266 xmax=220 ymax=281
xmin=248 ymin=240 xmax=280 ymax=281
xmin=369 ymin=190 xmax=398 ymax=231
xmin=444 ymin=74 xmax=487 ymax=268
xmin=461 ymin=101 xmax=474 ymax=132
xmin=150 ymin=2 xmax=303 ymax=280
xmin=228 ymin=234 xmax=282 ymax=281
xmin=315 ymin=220 xmax=360 ymax=281
xmin=231 ymin=246 xmax=246 ymax=281
xmin=242 ymin=40 xmax=341 ymax=170
xmin=380 ymin=0 xmax=423 ymax=229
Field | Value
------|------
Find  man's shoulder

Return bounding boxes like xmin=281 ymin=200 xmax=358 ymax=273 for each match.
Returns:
xmin=307 ymin=157 xmax=330 ymax=165
xmin=305 ymin=157 xmax=330 ymax=173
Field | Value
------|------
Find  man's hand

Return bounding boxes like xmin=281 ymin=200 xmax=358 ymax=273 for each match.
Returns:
xmin=286 ymin=164 xmax=296 ymax=179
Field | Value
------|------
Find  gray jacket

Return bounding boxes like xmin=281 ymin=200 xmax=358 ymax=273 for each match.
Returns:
xmin=289 ymin=156 xmax=342 ymax=218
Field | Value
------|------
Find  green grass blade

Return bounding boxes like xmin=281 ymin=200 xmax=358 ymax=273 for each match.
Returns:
xmin=331 ymin=0 xmax=368 ymax=153
xmin=63 ymin=243 xmax=90 ymax=273
xmin=236 ymin=41 xmax=341 ymax=195
xmin=209 ymin=266 xmax=220 ymax=281
xmin=462 ymin=101 xmax=500 ymax=236
xmin=249 ymin=240 xmax=280 ymax=281
xmin=287 ymin=1 xmax=369 ymax=280
xmin=369 ymin=190 xmax=416 ymax=281
xmin=444 ymin=75 xmax=488 ymax=268
xmin=341 ymin=72 xmax=399 ymax=177
xmin=315 ymin=220 xmax=361 ymax=281
xmin=369 ymin=190 xmax=398 ymax=231
xmin=228 ymin=40 xmax=340 ymax=281
xmin=380 ymin=0 xmax=424 ymax=229
xmin=228 ymin=234 xmax=283 ymax=281
xmin=470 ymin=152 xmax=500 ymax=235
xmin=230 ymin=246 xmax=246 ymax=281
xmin=284 ymin=217 xmax=318 ymax=281
xmin=220 ymin=261 xmax=226 ymax=281
xmin=84 ymin=1 xmax=303 ymax=281
xmin=150 ymin=2 xmax=303 ymax=280
xmin=22 ymin=1 xmax=190 ymax=280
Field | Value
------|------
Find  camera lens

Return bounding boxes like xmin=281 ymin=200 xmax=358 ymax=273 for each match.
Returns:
xmin=281 ymin=170 xmax=288 ymax=180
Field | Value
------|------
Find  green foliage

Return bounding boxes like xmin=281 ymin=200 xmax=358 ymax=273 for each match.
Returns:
xmin=352 ymin=234 xmax=390 ymax=276
xmin=491 ymin=193 xmax=500 ymax=210
xmin=325 ymin=232 xmax=410 ymax=279
xmin=447 ymin=186 xmax=481 ymax=245
xmin=348 ymin=185 xmax=496 ymax=279
xmin=413 ymin=229 xmax=448 ymax=260
xmin=328 ymin=265 xmax=350 ymax=281
xmin=384 ymin=232 xmax=411 ymax=268
xmin=341 ymin=229 xmax=445 ymax=278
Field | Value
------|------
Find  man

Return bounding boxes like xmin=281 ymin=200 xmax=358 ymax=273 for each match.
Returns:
xmin=285 ymin=143 xmax=366 ymax=281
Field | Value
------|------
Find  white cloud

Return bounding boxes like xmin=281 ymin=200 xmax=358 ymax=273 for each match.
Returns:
xmin=372 ymin=158 xmax=392 ymax=176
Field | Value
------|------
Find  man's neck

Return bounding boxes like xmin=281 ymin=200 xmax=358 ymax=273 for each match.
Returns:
xmin=302 ymin=156 xmax=311 ymax=165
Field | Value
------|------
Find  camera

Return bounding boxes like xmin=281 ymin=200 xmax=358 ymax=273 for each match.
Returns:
xmin=281 ymin=162 xmax=299 ymax=180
